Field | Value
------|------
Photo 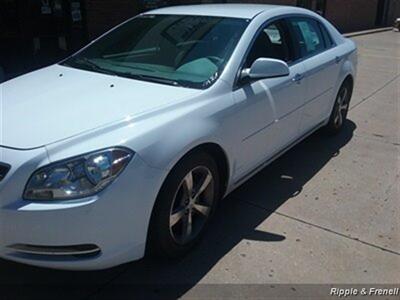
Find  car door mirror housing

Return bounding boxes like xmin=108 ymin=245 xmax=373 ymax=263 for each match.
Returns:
xmin=241 ymin=58 xmax=290 ymax=81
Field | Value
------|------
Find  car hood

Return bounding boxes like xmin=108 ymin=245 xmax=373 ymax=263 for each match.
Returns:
xmin=0 ymin=65 xmax=200 ymax=149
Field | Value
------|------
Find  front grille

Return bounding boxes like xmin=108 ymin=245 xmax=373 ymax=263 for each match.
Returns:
xmin=0 ymin=163 xmax=11 ymax=182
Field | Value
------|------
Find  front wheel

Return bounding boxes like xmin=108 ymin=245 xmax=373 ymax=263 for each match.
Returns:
xmin=147 ymin=152 xmax=220 ymax=258
xmin=324 ymin=80 xmax=353 ymax=135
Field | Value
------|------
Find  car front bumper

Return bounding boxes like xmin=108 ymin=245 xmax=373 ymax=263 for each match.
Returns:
xmin=0 ymin=146 xmax=167 ymax=270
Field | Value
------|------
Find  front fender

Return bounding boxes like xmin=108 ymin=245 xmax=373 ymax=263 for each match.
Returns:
xmin=136 ymin=118 xmax=224 ymax=171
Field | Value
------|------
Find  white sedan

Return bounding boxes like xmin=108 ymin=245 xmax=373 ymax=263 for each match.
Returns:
xmin=0 ymin=4 xmax=357 ymax=270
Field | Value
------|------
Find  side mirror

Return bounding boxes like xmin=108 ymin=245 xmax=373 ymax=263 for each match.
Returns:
xmin=0 ymin=66 xmax=4 ymax=83
xmin=241 ymin=58 xmax=290 ymax=81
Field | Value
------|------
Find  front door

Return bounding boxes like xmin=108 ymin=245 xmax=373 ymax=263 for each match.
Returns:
xmin=232 ymin=20 xmax=306 ymax=180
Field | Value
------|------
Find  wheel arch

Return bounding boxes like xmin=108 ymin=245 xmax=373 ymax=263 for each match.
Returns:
xmin=157 ymin=142 xmax=231 ymax=199
xmin=329 ymin=71 xmax=355 ymax=116
xmin=343 ymin=74 xmax=354 ymax=90
xmin=340 ymin=53 xmax=356 ymax=92
xmin=182 ymin=142 xmax=230 ymax=198
xmin=340 ymin=74 xmax=355 ymax=104
xmin=145 ymin=141 xmax=231 ymax=255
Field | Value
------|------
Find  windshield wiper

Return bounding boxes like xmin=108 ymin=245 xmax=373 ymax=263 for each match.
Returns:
xmin=118 ymin=73 xmax=185 ymax=87
xmin=64 ymin=58 xmax=118 ymax=76
xmin=104 ymin=61 xmax=156 ymax=73
xmin=63 ymin=58 xmax=193 ymax=87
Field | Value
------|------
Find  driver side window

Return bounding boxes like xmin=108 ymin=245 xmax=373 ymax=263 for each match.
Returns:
xmin=245 ymin=20 xmax=294 ymax=68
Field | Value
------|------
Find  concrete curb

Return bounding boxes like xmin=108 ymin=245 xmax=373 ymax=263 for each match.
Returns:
xmin=344 ymin=27 xmax=393 ymax=37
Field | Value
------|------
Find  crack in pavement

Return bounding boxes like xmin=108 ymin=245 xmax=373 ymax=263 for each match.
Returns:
xmin=353 ymin=133 xmax=398 ymax=146
xmin=238 ymin=198 xmax=400 ymax=257
xmin=349 ymin=73 xmax=400 ymax=112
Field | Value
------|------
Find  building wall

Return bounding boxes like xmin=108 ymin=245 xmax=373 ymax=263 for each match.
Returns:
xmin=83 ymin=0 xmax=399 ymax=39
xmin=227 ymin=0 xmax=383 ymax=32
xmin=325 ymin=0 xmax=379 ymax=32
xmin=387 ymin=0 xmax=400 ymax=26
xmin=86 ymin=0 xmax=141 ymax=39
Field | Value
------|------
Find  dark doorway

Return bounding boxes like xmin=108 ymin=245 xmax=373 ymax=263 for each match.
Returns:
xmin=297 ymin=0 xmax=326 ymax=16
xmin=375 ymin=0 xmax=389 ymax=26
xmin=0 ymin=0 xmax=88 ymax=80
xmin=0 ymin=0 xmax=26 ymax=78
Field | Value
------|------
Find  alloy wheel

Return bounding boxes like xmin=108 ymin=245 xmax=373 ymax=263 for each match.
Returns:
xmin=169 ymin=166 xmax=215 ymax=245
xmin=334 ymin=86 xmax=349 ymax=128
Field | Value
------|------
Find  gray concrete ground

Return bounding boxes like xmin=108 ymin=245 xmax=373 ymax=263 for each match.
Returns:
xmin=1 ymin=31 xmax=399 ymax=300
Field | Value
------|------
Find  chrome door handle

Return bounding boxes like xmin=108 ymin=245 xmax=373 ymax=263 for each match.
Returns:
xmin=292 ymin=73 xmax=304 ymax=84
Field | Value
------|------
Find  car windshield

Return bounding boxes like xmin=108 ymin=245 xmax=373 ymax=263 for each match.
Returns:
xmin=62 ymin=15 xmax=248 ymax=89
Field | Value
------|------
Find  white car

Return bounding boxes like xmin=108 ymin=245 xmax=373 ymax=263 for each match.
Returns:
xmin=0 ymin=4 xmax=357 ymax=270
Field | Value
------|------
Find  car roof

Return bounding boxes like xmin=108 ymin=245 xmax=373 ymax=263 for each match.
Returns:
xmin=143 ymin=4 xmax=283 ymax=19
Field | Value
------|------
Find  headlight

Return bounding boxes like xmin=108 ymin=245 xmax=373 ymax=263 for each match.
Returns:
xmin=24 ymin=147 xmax=134 ymax=201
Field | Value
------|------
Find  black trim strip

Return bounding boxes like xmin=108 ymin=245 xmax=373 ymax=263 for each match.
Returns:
xmin=0 ymin=145 xmax=42 ymax=151
xmin=0 ymin=163 xmax=11 ymax=182
xmin=8 ymin=244 xmax=101 ymax=256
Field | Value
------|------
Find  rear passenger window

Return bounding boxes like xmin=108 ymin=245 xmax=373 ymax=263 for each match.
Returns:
xmin=288 ymin=18 xmax=326 ymax=59
xmin=319 ymin=23 xmax=334 ymax=48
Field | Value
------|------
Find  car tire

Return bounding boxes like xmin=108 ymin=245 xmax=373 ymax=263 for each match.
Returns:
xmin=324 ymin=79 xmax=353 ymax=135
xmin=147 ymin=151 xmax=220 ymax=258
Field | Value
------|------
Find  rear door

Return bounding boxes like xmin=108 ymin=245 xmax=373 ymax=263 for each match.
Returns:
xmin=287 ymin=17 xmax=341 ymax=134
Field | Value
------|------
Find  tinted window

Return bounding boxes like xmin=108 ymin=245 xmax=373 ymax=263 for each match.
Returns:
xmin=319 ymin=22 xmax=334 ymax=48
xmin=288 ymin=18 xmax=326 ymax=58
xmin=62 ymin=15 xmax=248 ymax=89
xmin=245 ymin=20 xmax=293 ymax=67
